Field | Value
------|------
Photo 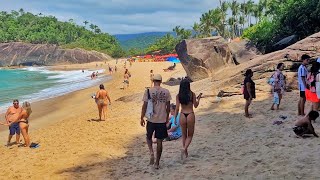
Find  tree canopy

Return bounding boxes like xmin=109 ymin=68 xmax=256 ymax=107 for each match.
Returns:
xmin=0 ymin=10 xmax=125 ymax=58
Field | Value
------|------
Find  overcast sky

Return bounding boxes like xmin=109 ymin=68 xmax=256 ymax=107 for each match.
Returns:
xmin=0 ymin=0 xmax=227 ymax=35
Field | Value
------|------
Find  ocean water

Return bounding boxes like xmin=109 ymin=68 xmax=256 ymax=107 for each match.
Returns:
xmin=0 ymin=67 xmax=110 ymax=113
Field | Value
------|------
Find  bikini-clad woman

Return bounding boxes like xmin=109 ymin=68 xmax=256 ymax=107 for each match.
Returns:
xmin=95 ymin=84 xmax=111 ymax=121
xmin=8 ymin=102 xmax=32 ymax=147
xmin=175 ymin=79 xmax=201 ymax=160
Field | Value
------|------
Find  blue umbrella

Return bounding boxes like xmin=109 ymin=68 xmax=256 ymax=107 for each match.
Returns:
xmin=167 ymin=57 xmax=180 ymax=63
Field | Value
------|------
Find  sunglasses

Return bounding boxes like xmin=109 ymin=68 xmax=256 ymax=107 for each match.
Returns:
xmin=13 ymin=102 xmax=19 ymax=105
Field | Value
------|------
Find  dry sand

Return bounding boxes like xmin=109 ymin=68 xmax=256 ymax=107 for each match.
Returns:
xmin=0 ymin=60 xmax=320 ymax=179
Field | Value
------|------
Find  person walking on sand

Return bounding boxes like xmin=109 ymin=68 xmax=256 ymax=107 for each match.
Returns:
xmin=175 ymin=79 xmax=201 ymax=160
xmin=271 ymin=63 xmax=286 ymax=110
xmin=243 ymin=69 xmax=256 ymax=118
xmin=7 ymin=102 xmax=32 ymax=147
xmin=95 ymin=84 xmax=111 ymax=121
xmin=123 ymin=69 xmax=130 ymax=89
xmin=150 ymin=70 xmax=154 ymax=87
xmin=4 ymin=99 xmax=22 ymax=146
xmin=140 ymin=74 xmax=171 ymax=169
xmin=298 ymin=54 xmax=311 ymax=116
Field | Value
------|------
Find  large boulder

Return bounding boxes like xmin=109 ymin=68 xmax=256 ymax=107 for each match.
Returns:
xmin=175 ymin=37 xmax=234 ymax=81
xmin=175 ymin=37 xmax=259 ymax=81
xmin=0 ymin=42 xmax=112 ymax=66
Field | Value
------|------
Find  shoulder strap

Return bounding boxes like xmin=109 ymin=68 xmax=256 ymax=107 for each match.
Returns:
xmin=147 ymin=89 xmax=151 ymax=100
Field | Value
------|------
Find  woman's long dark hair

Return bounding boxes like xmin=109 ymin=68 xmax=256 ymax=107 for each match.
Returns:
xmin=179 ymin=79 xmax=192 ymax=105
xmin=310 ymin=62 xmax=319 ymax=76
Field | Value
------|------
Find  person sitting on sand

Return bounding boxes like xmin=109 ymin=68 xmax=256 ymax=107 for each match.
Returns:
xmin=4 ymin=99 xmax=22 ymax=146
xmin=243 ymin=69 xmax=256 ymax=118
xmin=175 ymin=79 xmax=201 ymax=160
xmin=7 ymin=102 xmax=33 ymax=147
xmin=271 ymin=63 xmax=286 ymax=110
xmin=95 ymin=84 xmax=111 ymax=121
xmin=293 ymin=110 xmax=319 ymax=138
xmin=167 ymin=104 xmax=182 ymax=141
xmin=140 ymin=74 xmax=171 ymax=169
xmin=163 ymin=63 xmax=176 ymax=72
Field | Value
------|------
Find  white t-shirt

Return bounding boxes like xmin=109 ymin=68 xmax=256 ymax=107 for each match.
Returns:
xmin=298 ymin=64 xmax=308 ymax=91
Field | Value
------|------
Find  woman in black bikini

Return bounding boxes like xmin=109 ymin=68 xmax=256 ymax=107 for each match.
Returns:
xmin=175 ymin=79 xmax=201 ymax=159
xmin=8 ymin=102 xmax=32 ymax=147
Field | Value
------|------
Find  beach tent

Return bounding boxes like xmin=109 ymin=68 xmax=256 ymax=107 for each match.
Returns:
xmin=167 ymin=57 xmax=180 ymax=63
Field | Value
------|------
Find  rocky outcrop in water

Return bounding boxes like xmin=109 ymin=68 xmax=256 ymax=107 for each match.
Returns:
xmin=0 ymin=42 xmax=111 ymax=66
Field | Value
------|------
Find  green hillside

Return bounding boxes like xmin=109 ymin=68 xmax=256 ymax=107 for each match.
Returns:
xmin=120 ymin=34 xmax=161 ymax=50
xmin=0 ymin=10 xmax=125 ymax=57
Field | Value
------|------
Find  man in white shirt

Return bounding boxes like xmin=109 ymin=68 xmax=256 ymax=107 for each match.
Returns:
xmin=298 ymin=54 xmax=311 ymax=116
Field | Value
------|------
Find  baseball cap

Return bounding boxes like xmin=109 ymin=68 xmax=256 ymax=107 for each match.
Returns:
xmin=153 ymin=74 xmax=162 ymax=81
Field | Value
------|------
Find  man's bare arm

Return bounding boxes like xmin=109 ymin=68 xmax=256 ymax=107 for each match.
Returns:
xmin=140 ymin=102 xmax=147 ymax=127
xmin=302 ymin=76 xmax=307 ymax=89
xmin=166 ymin=101 xmax=170 ymax=124
xmin=4 ymin=108 xmax=11 ymax=123
xmin=308 ymin=121 xmax=319 ymax=137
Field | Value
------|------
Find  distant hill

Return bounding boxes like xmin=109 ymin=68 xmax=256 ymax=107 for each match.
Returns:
xmin=114 ymin=32 xmax=175 ymax=50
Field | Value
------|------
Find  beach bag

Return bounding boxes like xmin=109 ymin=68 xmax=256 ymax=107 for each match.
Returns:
xmin=240 ymin=83 xmax=244 ymax=94
xmin=316 ymin=73 xmax=320 ymax=98
xmin=267 ymin=73 xmax=275 ymax=86
xmin=144 ymin=89 xmax=153 ymax=119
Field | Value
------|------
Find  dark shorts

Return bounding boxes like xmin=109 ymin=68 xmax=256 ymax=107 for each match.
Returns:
xmin=9 ymin=123 xmax=20 ymax=135
xmin=300 ymin=91 xmax=306 ymax=98
xmin=146 ymin=121 xmax=168 ymax=140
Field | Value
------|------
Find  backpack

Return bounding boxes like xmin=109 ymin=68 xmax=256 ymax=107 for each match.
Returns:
xmin=144 ymin=89 xmax=153 ymax=119
xmin=267 ymin=73 xmax=275 ymax=86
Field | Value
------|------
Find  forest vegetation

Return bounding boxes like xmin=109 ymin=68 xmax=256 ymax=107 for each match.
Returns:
xmin=0 ymin=9 xmax=125 ymax=58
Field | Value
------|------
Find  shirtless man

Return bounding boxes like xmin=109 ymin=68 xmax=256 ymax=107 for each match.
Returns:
xmin=293 ymin=111 xmax=319 ymax=138
xmin=5 ymin=99 xmax=22 ymax=146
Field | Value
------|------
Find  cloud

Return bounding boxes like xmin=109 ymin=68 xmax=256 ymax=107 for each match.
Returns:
xmin=0 ymin=0 xmax=222 ymax=34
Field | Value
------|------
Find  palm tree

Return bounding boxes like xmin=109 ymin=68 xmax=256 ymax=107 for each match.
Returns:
xmin=192 ymin=22 xmax=200 ymax=38
xmin=94 ymin=27 xmax=101 ymax=34
xmin=199 ymin=12 xmax=213 ymax=37
xmin=83 ymin=20 xmax=89 ymax=27
xmin=229 ymin=0 xmax=240 ymax=37
xmin=219 ymin=0 xmax=229 ymax=37
xmin=89 ymin=24 xmax=95 ymax=32
xmin=239 ymin=16 xmax=246 ymax=35
xmin=246 ymin=0 xmax=255 ymax=26
xmin=19 ymin=8 xmax=25 ymax=15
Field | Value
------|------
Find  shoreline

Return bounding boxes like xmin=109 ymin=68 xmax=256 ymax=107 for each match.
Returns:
xmin=0 ymin=61 xmax=186 ymax=179
xmin=0 ymin=61 xmax=115 ymax=134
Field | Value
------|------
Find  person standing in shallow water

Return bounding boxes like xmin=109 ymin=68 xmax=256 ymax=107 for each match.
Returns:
xmin=175 ymin=79 xmax=201 ymax=160
xmin=243 ymin=69 xmax=256 ymax=118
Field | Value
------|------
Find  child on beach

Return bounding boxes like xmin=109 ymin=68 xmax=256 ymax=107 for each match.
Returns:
xmin=243 ymin=69 xmax=256 ymax=118
xmin=270 ymin=63 xmax=286 ymax=110
xmin=293 ymin=111 xmax=319 ymax=138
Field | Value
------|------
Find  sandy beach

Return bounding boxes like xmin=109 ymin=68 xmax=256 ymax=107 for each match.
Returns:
xmin=1 ymin=60 xmax=320 ymax=180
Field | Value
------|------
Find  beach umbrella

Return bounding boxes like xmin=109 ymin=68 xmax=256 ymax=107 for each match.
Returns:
xmin=167 ymin=57 xmax=180 ymax=63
